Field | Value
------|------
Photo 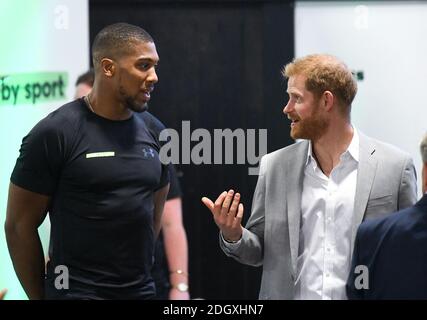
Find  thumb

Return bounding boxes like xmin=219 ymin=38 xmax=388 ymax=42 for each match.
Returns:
xmin=201 ymin=197 xmax=214 ymax=211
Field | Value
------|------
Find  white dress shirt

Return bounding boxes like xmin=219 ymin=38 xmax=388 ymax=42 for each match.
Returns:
xmin=294 ymin=129 xmax=359 ymax=300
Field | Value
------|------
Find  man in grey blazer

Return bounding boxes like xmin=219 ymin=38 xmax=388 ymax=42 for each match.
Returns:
xmin=202 ymin=54 xmax=417 ymax=300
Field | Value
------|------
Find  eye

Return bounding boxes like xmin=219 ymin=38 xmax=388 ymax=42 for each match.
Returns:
xmin=139 ymin=63 xmax=151 ymax=70
xmin=288 ymin=94 xmax=301 ymax=103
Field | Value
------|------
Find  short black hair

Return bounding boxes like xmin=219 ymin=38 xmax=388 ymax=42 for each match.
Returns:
xmin=92 ymin=23 xmax=154 ymax=67
xmin=75 ymin=69 xmax=94 ymax=87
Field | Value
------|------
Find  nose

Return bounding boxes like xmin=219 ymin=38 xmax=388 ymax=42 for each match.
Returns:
xmin=283 ymin=100 xmax=293 ymax=115
xmin=147 ymin=66 xmax=158 ymax=84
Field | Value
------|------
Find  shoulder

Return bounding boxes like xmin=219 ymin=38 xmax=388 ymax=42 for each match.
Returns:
xmin=28 ymin=99 xmax=86 ymax=137
xmin=360 ymin=132 xmax=411 ymax=162
xmin=137 ymin=111 xmax=167 ymax=135
xmin=261 ymin=140 xmax=308 ymax=164
xmin=256 ymin=140 xmax=308 ymax=176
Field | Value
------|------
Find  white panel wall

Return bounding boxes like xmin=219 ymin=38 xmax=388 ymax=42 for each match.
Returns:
xmin=296 ymin=1 xmax=427 ymax=197
xmin=0 ymin=0 xmax=89 ymax=299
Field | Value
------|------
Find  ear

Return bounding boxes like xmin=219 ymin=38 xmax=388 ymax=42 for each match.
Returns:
xmin=100 ymin=58 xmax=115 ymax=77
xmin=321 ymin=90 xmax=334 ymax=112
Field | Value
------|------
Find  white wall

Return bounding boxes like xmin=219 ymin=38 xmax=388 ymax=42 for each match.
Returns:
xmin=295 ymin=1 xmax=427 ymax=197
xmin=0 ymin=0 xmax=89 ymax=299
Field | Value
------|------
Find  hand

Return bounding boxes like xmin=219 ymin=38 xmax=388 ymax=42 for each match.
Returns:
xmin=169 ymin=288 xmax=190 ymax=300
xmin=0 ymin=288 xmax=7 ymax=300
xmin=201 ymin=189 xmax=244 ymax=242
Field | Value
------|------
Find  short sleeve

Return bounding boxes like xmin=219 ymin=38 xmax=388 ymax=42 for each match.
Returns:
xmin=11 ymin=115 xmax=69 ymax=195
xmin=167 ymin=164 xmax=182 ymax=200
xmin=155 ymin=161 xmax=170 ymax=191
xmin=141 ymin=112 xmax=172 ymax=192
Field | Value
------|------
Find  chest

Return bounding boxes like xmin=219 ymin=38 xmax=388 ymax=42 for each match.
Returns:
xmin=60 ymin=120 xmax=163 ymax=192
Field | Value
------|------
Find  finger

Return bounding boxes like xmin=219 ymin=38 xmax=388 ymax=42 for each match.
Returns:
xmin=213 ymin=191 xmax=228 ymax=216
xmin=201 ymin=197 xmax=214 ymax=212
xmin=220 ymin=189 xmax=234 ymax=216
xmin=0 ymin=288 xmax=7 ymax=300
xmin=233 ymin=203 xmax=244 ymax=228
xmin=227 ymin=193 xmax=240 ymax=222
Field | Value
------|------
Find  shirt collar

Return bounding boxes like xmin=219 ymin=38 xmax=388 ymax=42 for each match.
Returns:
xmin=306 ymin=140 xmax=315 ymax=167
xmin=305 ymin=127 xmax=360 ymax=168
xmin=346 ymin=127 xmax=359 ymax=162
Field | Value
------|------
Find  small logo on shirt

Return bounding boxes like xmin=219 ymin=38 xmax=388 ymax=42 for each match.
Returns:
xmin=86 ymin=151 xmax=115 ymax=159
xmin=142 ymin=147 xmax=155 ymax=159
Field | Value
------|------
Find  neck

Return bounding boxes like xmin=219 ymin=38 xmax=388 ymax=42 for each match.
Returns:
xmin=311 ymin=120 xmax=354 ymax=177
xmin=88 ymin=84 xmax=133 ymax=121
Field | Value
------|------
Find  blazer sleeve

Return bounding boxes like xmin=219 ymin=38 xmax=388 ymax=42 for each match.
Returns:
xmin=219 ymin=155 xmax=267 ymax=267
xmin=398 ymin=156 xmax=417 ymax=210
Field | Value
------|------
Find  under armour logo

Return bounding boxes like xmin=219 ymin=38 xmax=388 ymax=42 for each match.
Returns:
xmin=142 ymin=147 xmax=155 ymax=159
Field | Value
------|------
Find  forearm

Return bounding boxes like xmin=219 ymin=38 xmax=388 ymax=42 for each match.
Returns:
xmin=163 ymin=224 xmax=189 ymax=284
xmin=163 ymin=223 xmax=189 ymax=299
xmin=5 ymin=225 xmax=46 ymax=299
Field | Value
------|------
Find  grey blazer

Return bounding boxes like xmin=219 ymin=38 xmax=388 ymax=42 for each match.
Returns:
xmin=220 ymin=132 xmax=417 ymax=299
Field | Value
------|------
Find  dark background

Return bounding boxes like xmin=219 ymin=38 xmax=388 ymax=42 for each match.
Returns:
xmin=90 ymin=0 xmax=294 ymax=299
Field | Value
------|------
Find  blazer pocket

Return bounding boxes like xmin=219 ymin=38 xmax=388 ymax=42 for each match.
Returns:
xmin=366 ymin=194 xmax=393 ymax=208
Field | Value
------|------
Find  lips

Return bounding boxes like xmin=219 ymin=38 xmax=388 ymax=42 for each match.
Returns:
xmin=141 ymin=87 xmax=154 ymax=101
xmin=290 ymin=120 xmax=299 ymax=127
xmin=288 ymin=116 xmax=300 ymax=127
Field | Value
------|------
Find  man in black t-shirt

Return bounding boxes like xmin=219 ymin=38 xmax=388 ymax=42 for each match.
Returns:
xmin=4 ymin=23 xmax=170 ymax=300
xmin=74 ymin=71 xmax=190 ymax=299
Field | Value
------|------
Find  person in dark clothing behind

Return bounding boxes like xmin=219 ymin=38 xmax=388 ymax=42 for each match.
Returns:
xmin=347 ymin=133 xmax=427 ymax=299
xmin=152 ymin=165 xmax=189 ymax=300
xmin=5 ymin=23 xmax=170 ymax=300
xmin=74 ymin=68 xmax=94 ymax=99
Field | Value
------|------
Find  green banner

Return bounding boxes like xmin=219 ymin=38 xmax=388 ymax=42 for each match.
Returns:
xmin=0 ymin=72 xmax=68 ymax=106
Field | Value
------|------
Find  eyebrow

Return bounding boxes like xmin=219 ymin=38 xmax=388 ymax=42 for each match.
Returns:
xmin=136 ymin=57 xmax=159 ymax=63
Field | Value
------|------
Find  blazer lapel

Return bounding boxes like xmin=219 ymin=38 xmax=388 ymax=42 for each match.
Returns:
xmin=286 ymin=141 xmax=308 ymax=276
xmin=351 ymin=133 xmax=378 ymax=253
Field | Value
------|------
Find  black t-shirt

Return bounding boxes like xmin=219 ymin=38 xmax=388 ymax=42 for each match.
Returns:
xmin=11 ymin=98 xmax=169 ymax=299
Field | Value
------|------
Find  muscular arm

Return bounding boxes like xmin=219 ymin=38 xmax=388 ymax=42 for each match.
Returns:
xmin=153 ymin=183 xmax=170 ymax=239
xmin=161 ymin=197 xmax=190 ymax=299
xmin=4 ymin=183 xmax=50 ymax=300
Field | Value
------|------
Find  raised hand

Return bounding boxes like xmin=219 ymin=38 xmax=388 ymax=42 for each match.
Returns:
xmin=201 ymin=189 xmax=244 ymax=242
